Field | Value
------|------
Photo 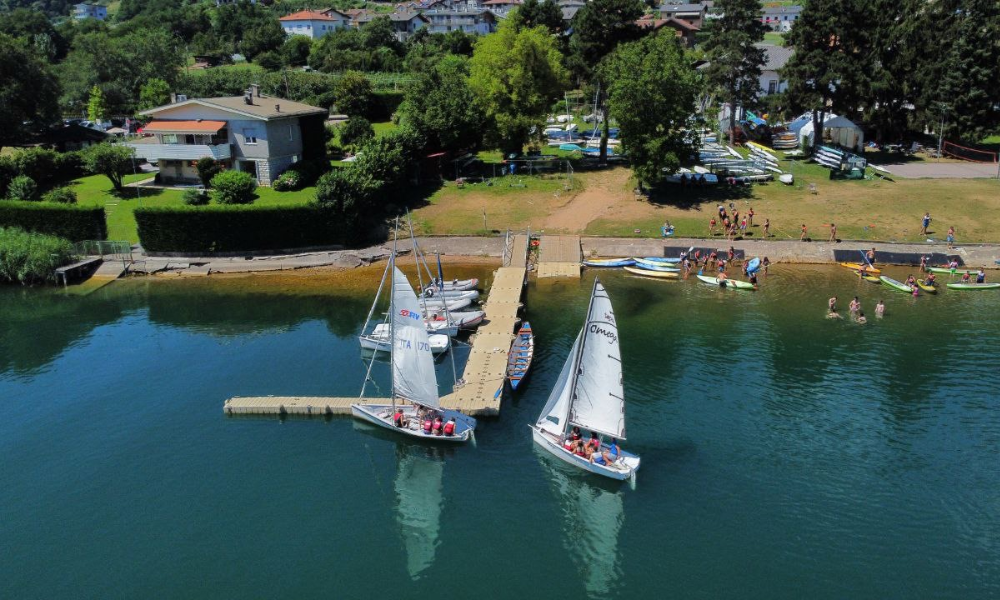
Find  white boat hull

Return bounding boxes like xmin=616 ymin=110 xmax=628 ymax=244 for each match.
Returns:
xmin=530 ymin=425 xmax=640 ymax=481
xmin=423 ymin=310 xmax=486 ymax=330
xmin=360 ymin=326 xmax=451 ymax=354
xmin=419 ymin=297 xmax=472 ymax=311
xmin=351 ymin=404 xmax=475 ymax=442
xmin=436 ymin=278 xmax=479 ymax=291
xmin=422 ymin=289 xmax=479 ymax=301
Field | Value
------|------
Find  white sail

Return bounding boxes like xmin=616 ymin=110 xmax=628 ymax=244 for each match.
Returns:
xmin=392 ymin=267 xmax=440 ymax=409
xmin=535 ymin=331 xmax=581 ymax=437
xmin=569 ymin=281 xmax=626 ymax=439
xmin=395 ymin=452 xmax=444 ymax=580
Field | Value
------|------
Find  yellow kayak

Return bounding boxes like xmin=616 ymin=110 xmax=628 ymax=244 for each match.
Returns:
xmin=840 ymin=262 xmax=881 ymax=274
xmin=623 ymin=266 xmax=678 ymax=279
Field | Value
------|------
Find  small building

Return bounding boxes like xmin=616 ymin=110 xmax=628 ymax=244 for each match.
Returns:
xmin=33 ymin=124 xmax=107 ymax=152
xmin=656 ymin=3 xmax=706 ymax=29
xmin=423 ymin=7 xmax=497 ymax=34
xmin=761 ymin=5 xmax=802 ymax=32
xmin=129 ymin=87 xmax=329 ymax=187
xmin=353 ymin=11 xmax=430 ymax=41
xmin=636 ymin=16 xmax=699 ymax=48
xmin=559 ymin=0 xmax=586 ymax=24
xmin=278 ymin=10 xmax=352 ymax=40
xmin=73 ymin=3 xmax=107 ymax=20
xmin=757 ymin=43 xmax=793 ymax=96
xmin=482 ymin=0 xmax=522 ymax=17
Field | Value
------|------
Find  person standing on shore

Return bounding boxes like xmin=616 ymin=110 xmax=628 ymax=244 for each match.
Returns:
xmin=800 ymin=224 xmax=808 ymax=241
xmin=829 ymin=223 xmax=837 ymax=242
xmin=947 ymin=226 xmax=955 ymax=249
xmin=710 ymin=217 xmax=717 ymax=235
xmin=762 ymin=256 xmax=770 ymax=277
xmin=748 ymin=207 xmax=755 ymax=227
xmin=763 ymin=219 xmax=771 ymax=238
xmin=920 ymin=212 xmax=931 ymax=235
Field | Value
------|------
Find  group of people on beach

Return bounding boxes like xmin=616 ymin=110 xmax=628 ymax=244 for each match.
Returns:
xmin=393 ymin=407 xmax=458 ymax=437
xmin=709 ymin=205 xmax=766 ymax=241
xmin=562 ymin=426 xmax=621 ymax=467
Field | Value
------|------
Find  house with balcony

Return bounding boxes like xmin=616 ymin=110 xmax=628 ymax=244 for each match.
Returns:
xmin=73 ymin=3 xmax=107 ymax=20
xmin=352 ymin=10 xmax=429 ymax=41
xmin=482 ymin=0 xmax=522 ymax=17
xmin=423 ymin=8 xmax=497 ymax=34
xmin=656 ymin=3 xmax=706 ymax=28
xmin=279 ymin=9 xmax=352 ymax=39
xmin=761 ymin=5 xmax=801 ymax=32
xmin=129 ymin=88 xmax=328 ymax=187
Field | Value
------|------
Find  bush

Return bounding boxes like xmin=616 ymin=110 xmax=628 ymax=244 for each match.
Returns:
xmin=0 ymin=201 xmax=107 ymax=241
xmin=134 ymin=205 xmax=361 ymax=253
xmin=339 ymin=116 xmax=375 ymax=149
xmin=255 ymin=50 xmax=282 ymax=71
xmin=6 ymin=176 xmax=38 ymax=201
xmin=196 ymin=157 xmax=222 ymax=188
xmin=83 ymin=143 xmax=135 ymax=190
xmin=183 ymin=189 xmax=210 ymax=205
xmin=12 ymin=148 xmax=57 ymax=187
xmin=272 ymin=171 xmax=301 ymax=191
xmin=42 ymin=187 xmax=78 ymax=204
xmin=0 ymin=226 xmax=75 ymax=284
xmin=210 ymin=170 xmax=257 ymax=204
xmin=0 ymin=155 xmax=15 ymax=197
xmin=54 ymin=151 xmax=88 ymax=180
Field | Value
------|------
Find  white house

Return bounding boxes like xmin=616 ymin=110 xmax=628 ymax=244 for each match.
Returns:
xmin=278 ymin=10 xmax=352 ymax=40
xmin=129 ymin=87 xmax=328 ymax=186
xmin=761 ymin=5 xmax=802 ymax=32
xmin=757 ymin=44 xmax=793 ymax=96
xmin=73 ymin=3 xmax=107 ymax=20
xmin=423 ymin=8 xmax=497 ymax=34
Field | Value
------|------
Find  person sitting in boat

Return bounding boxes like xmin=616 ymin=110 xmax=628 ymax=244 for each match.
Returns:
xmin=592 ymin=439 xmax=621 ymax=466
xmin=925 ymin=273 xmax=936 ymax=287
xmin=570 ymin=426 xmax=582 ymax=442
xmin=977 ymin=269 xmax=986 ymax=283
xmin=573 ymin=440 xmax=589 ymax=458
xmin=962 ymin=271 xmax=972 ymax=283
xmin=423 ymin=415 xmax=434 ymax=434
xmin=393 ymin=408 xmax=408 ymax=428
xmin=587 ymin=432 xmax=601 ymax=452
xmin=432 ymin=416 xmax=444 ymax=436
xmin=443 ymin=417 xmax=456 ymax=436
xmin=424 ymin=287 xmax=435 ymax=297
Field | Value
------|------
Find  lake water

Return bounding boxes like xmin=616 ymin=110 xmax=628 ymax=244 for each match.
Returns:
xmin=2 ymin=264 xmax=999 ymax=599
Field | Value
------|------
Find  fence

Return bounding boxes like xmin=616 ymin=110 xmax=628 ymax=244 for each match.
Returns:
xmin=74 ymin=240 xmax=133 ymax=263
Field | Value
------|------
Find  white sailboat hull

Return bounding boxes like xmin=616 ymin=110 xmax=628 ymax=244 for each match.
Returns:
xmin=530 ymin=425 xmax=640 ymax=481
xmin=432 ymin=278 xmax=479 ymax=292
xmin=422 ymin=289 xmax=479 ymax=301
xmin=351 ymin=404 xmax=476 ymax=442
xmin=419 ymin=297 xmax=473 ymax=311
xmin=360 ymin=324 xmax=450 ymax=354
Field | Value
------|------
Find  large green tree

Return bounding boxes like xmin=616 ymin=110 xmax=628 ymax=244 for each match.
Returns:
xmin=0 ymin=33 xmax=60 ymax=150
xmin=511 ymin=0 xmax=566 ymax=35
xmin=398 ymin=55 xmax=484 ymax=153
xmin=702 ymin=0 xmax=767 ymax=144
xmin=603 ymin=32 xmax=702 ymax=186
xmin=469 ymin=20 xmax=569 ymax=155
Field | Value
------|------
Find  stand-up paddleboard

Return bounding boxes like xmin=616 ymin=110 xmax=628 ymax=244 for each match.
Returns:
xmin=696 ymin=274 xmax=756 ymax=290
xmin=880 ymin=275 xmax=915 ymax=293
xmin=623 ymin=266 xmax=678 ymax=279
xmin=926 ymin=266 xmax=974 ymax=276
xmin=632 ymin=258 xmax=680 ymax=272
xmin=916 ymin=280 xmax=938 ymax=293
xmin=862 ymin=275 xmax=882 ymax=283
xmin=583 ymin=258 xmax=635 ymax=268
xmin=946 ymin=282 xmax=1000 ymax=290
xmin=840 ymin=262 xmax=881 ymax=274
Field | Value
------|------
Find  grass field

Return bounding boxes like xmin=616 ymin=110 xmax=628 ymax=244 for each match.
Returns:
xmin=763 ymin=32 xmax=786 ymax=46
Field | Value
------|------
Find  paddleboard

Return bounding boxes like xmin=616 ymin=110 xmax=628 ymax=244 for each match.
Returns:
xmin=623 ymin=266 xmax=679 ymax=279
xmin=946 ymin=282 xmax=1000 ymax=290
xmin=632 ymin=258 xmax=680 ymax=272
xmin=862 ymin=275 xmax=882 ymax=283
xmin=746 ymin=257 xmax=761 ymax=274
xmin=916 ymin=280 xmax=937 ymax=293
xmin=926 ymin=266 xmax=974 ymax=275
xmin=638 ymin=256 xmax=681 ymax=264
xmin=583 ymin=258 xmax=635 ymax=268
xmin=880 ymin=275 xmax=915 ymax=293
xmin=696 ymin=274 xmax=755 ymax=290
xmin=840 ymin=262 xmax=881 ymax=274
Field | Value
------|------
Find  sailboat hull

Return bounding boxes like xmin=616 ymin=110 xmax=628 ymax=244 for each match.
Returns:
xmin=530 ymin=426 xmax=640 ymax=481
xmin=351 ymin=404 xmax=476 ymax=443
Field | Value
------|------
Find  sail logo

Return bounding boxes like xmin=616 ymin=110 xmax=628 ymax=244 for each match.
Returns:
xmin=604 ymin=311 xmax=616 ymax=325
xmin=590 ymin=323 xmax=618 ymax=345
xmin=399 ymin=309 xmax=420 ymax=320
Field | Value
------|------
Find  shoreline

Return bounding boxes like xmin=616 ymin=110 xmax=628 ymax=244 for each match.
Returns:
xmin=130 ymin=235 xmax=1000 ymax=279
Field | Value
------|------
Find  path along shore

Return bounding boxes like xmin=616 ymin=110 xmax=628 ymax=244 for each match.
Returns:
xmin=130 ymin=236 xmax=1000 ymax=277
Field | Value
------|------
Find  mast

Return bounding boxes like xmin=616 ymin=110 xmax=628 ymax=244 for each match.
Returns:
xmin=390 ymin=220 xmax=398 ymax=411
xmin=359 ymin=220 xmax=399 ymax=401
xmin=408 ymin=214 xmax=455 ymax=378
xmin=360 ymin=256 xmax=391 ymax=338
xmin=564 ymin=276 xmax=600 ymax=436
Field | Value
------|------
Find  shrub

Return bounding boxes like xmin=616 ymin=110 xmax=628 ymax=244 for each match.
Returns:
xmin=255 ymin=50 xmax=282 ymax=71
xmin=12 ymin=148 xmax=57 ymax=186
xmin=6 ymin=176 xmax=38 ymax=201
xmin=134 ymin=204 xmax=361 ymax=253
xmin=42 ymin=187 xmax=78 ymax=204
xmin=339 ymin=116 xmax=375 ymax=149
xmin=0 ymin=201 xmax=107 ymax=241
xmin=210 ymin=170 xmax=257 ymax=204
xmin=83 ymin=143 xmax=135 ymax=190
xmin=333 ymin=70 xmax=375 ymax=117
xmin=0 ymin=155 xmax=15 ymax=197
xmin=183 ymin=188 xmax=210 ymax=205
xmin=0 ymin=226 xmax=75 ymax=284
xmin=54 ymin=151 xmax=88 ymax=180
xmin=196 ymin=157 xmax=222 ymax=188
xmin=272 ymin=171 xmax=301 ymax=191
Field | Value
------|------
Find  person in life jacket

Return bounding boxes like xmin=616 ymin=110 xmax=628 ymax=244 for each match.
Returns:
xmin=432 ymin=416 xmax=443 ymax=436
xmin=393 ymin=408 xmax=407 ymax=428
xmin=423 ymin=416 xmax=433 ymax=434
xmin=443 ymin=417 xmax=456 ymax=436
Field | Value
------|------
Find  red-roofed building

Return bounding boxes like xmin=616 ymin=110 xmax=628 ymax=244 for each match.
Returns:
xmin=636 ymin=16 xmax=699 ymax=48
xmin=279 ymin=9 xmax=351 ymax=39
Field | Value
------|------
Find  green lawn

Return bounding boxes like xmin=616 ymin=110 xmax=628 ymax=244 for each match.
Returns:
xmin=763 ymin=32 xmax=786 ymax=46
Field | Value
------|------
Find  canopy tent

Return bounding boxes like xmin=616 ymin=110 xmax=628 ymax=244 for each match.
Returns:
xmin=797 ymin=113 xmax=864 ymax=152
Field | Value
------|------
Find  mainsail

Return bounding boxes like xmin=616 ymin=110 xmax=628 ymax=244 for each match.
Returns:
xmin=568 ymin=280 xmax=626 ymax=439
xmin=535 ymin=331 xmax=582 ymax=437
xmin=391 ymin=266 xmax=440 ymax=409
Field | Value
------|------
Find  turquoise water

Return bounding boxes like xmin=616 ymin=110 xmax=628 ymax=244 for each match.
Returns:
xmin=2 ymin=265 xmax=999 ymax=598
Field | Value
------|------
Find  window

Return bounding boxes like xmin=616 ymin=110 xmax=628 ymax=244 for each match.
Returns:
xmin=243 ymin=129 xmax=258 ymax=145
xmin=288 ymin=124 xmax=294 ymax=141
xmin=768 ymin=80 xmax=778 ymax=94
xmin=161 ymin=134 xmax=178 ymax=144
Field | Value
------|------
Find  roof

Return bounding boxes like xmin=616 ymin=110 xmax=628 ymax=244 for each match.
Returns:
xmin=762 ymin=5 xmax=803 ymax=16
xmin=637 ymin=16 xmax=699 ymax=32
xmin=279 ymin=10 xmax=339 ymax=21
xmin=658 ymin=3 xmax=705 ymax=13
xmin=757 ymin=43 xmax=794 ymax=71
xmin=562 ymin=5 xmax=582 ymax=19
xmin=36 ymin=124 xmax=107 ymax=144
xmin=140 ymin=96 xmax=328 ymax=121
xmin=143 ymin=120 xmax=227 ymax=133
xmin=483 ymin=0 xmax=521 ymax=5
xmin=389 ymin=11 xmax=429 ymax=21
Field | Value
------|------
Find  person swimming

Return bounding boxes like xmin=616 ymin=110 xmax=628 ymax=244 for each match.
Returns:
xmin=857 ymin=311 xmax=867 ymax=324
xmin=875 ymin=300 xmax=885 ymax=317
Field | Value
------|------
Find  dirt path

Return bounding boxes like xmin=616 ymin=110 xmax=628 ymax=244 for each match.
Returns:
xmin=542 ymin=169 xmax=633 ymax=232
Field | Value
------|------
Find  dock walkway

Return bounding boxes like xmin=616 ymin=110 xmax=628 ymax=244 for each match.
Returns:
xmin=536 ymin=235 xmax=581 ymax=278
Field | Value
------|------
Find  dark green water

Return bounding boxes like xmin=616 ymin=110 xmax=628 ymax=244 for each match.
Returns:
xmin=2 ymin=265 xmax=999 ymax=599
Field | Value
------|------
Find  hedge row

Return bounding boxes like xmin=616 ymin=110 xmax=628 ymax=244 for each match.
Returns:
xmin=0 ymin=201 xmax=107 ymax=242
xmin=134 ymin=205 xmax=356 ymax=253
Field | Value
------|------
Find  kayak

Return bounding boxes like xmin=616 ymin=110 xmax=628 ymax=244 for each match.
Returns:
xmin=862 ymin=275 xmax=882 ymax=283
xmin=946 ymin=282 xmax=1000 ymax=290
xmin=696 ymin=274 xmax=756 ymax=290
xmin=632 ymin=258 xmax=680 ymax=272
xmin=880 ymin=275 xmax=915 ymax=293
xmin=637 ymin=256 xmax=681 ymax=264
xmin=926 ymin=266 xmax=975 ymax=275
xmin=916 ymin=280 xmax=938 ymax=293
xmin=746 ymin=257 xmax=761 ymax=274
xmin=623 ymin=266 xmax=678 ymax=279
xmin=583 ymin=258 xmax=635 ymax=268
xmin=840 ymin=262 xmax=881 ymax=274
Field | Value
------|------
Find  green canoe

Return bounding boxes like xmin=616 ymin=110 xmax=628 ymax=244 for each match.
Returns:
xmin=946 ymin=282 xmax=1000 ymax=290
xmin=696 ymin=274 xmax=756 ymax=290
xmin=926 ymin=267 xmax=975 ymax=275
xmin=880 ymin=275 xmax=915 ymax=293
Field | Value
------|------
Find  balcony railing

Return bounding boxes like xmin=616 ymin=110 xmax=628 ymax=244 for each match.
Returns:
xmin=127 ymin=143 xmax=232 ymax=162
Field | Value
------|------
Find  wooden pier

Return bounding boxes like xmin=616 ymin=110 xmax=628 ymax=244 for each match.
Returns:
xmin=536 ymin=235 xmax=581 ymax=278
xmin=225 ymin=233 xmax=531 ymax=418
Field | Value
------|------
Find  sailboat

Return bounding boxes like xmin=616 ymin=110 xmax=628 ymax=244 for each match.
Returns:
xmin=530 ymin=278 xmax=640 ymax=481
xmin=352 ymin=256 xmax=477 ymax=443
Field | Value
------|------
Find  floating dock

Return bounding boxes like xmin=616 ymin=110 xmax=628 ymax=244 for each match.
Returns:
xmin=225 ymin=233 xmax=531 ymax=418
xmin=536 ymin=235 xmax=581 ymax=278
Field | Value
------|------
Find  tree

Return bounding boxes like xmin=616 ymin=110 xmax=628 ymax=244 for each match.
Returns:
xmin=398 ymin=55 xmax=484 ymax=153
xmin=87 ymin=85 xmax=107 ymax=122
xmin=568 ymin=0 xmax=646 ymax=161
xmin=333 ymin=71 xmax=375 ymax=117
xmin=210 ymin=170 xmax=257 ymax=204
xmin=281 ymin=35 xmax=313 ymax=67
xmin=469 ymin=20 xmax=569 ymax=155
xmin=196 ymin=157 xmax=222 ymax=188
xmin=315 ymin=166 xmax=379 ymax=219
xmin=241 ymin=20 xmax=285 ymax=60
xmin=254 ymin=50 xmax=282 ymax=71
xmin=0 ymin=8 xmax=69 ymax=61
xmin=6 ymin=176 xmax=38 ymax=201
xmin=0 ymin=33 xmax=60 ymax=150
xmin=138 ymin=78 xmax=171 ymax=111
xmin=603 ymin=32 xmax=702 ymax=186
xmin=511 ymin=0 xmax=566 ymax=35
xmin=82 ymin=143 xmax=134 ymax=190
xmin=702 ymin=0 xmax=767 ymax=144
xmin=339 ymin=116 xmax=375 ymax=149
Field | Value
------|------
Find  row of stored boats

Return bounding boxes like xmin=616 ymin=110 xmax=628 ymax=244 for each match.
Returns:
xmin=584 ymin=255 xmax=763 ymax=290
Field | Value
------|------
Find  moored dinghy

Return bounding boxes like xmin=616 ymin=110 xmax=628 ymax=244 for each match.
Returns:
xmin=530 ymin=279 xmax=640 ymax=482
xmin=506 ymin=322 xmax=534 ymax=390
xmin=352 ymin=259 xmax=476 ymax=442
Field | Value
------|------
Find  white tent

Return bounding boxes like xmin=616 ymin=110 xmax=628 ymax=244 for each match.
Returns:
xmin=798 ymin=113 xmax=864 ymax=152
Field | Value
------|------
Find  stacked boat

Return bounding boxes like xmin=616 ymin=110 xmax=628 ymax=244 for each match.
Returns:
xmin=623 ymin=256 xmax=681 ymax=280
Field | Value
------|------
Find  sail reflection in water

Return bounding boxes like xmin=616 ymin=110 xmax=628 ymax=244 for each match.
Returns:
xmin=394 ymin=447 xmax=446 ymax=580
xmin=541 ymin=456 xmax=626 ymax=596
